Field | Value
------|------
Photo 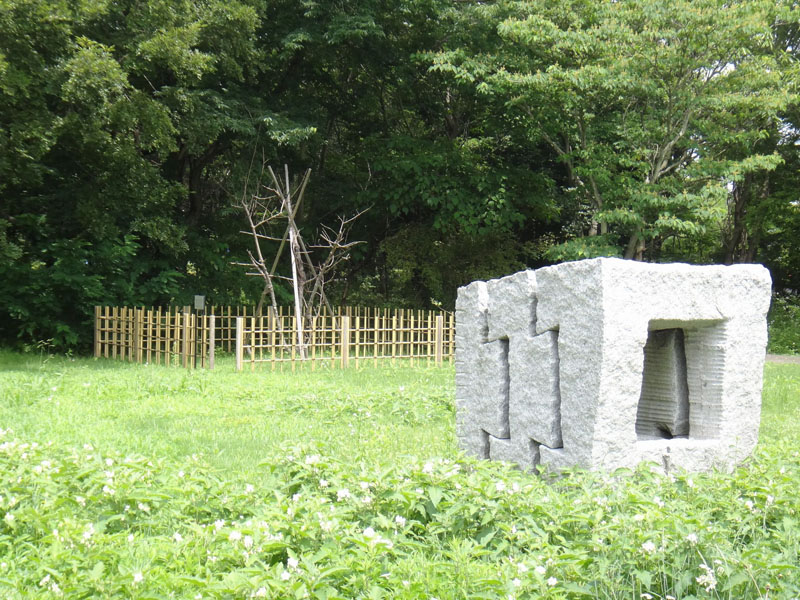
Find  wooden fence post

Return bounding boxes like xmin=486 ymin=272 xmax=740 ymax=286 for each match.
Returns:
xmin=134 ymin=308 xmax=143 ymax=364
xmin=125 ymin=307 xmax=132 ymax=361
xmin=235 ymin=317 xmax=244 ymax=372
xmin=209 ymin=314 xmax=215 ymax=370
xmin=391 ymin=313 xmax=398 ymax=366
xmin=182 ymin=311 xmax=190 ymax=369
xmin=341 ymin=315 xmax=350 ymax=368
xmin=435 ymin=314 xmax=444 ymax=366
xmin=94 ymin=306 xmax=101 ymax=358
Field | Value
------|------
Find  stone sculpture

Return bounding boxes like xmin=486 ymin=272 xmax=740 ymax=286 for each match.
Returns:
xmin=455 ymin=257 xmax=772 ymax=473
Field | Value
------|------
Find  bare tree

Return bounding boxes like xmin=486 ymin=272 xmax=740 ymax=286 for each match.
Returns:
xmin=234 ymin=163 xmax=365 ymax=359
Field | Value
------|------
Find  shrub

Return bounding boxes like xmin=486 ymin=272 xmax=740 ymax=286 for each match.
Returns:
xmin=768 ymin=295 xmax=800 ymax=355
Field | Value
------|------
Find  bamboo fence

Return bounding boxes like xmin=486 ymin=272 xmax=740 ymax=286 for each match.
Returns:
xmin=94 ymin=306 xmax=454 ymax=371
xmin=94 ymin=306 xmax=213 ymax=369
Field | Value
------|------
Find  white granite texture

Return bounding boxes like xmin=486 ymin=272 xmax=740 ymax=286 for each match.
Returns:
xmin=455 ymin=257 xmax=772 ymax=473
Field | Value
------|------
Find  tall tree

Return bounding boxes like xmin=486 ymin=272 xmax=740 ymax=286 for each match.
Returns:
xmin=433 ymin=0 xmax=795 ymax=261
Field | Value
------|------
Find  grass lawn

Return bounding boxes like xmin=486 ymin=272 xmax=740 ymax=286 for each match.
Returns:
xmin=1 ymin=350 xmax=799 ymax=598
xmin=0 ymin=351 xmax=456 ymax=481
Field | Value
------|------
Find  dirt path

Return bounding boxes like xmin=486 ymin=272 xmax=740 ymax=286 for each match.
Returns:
xmin=766 ymin=354 xmax=800 ymax=365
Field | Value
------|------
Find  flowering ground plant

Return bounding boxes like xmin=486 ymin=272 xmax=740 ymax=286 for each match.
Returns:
xmin=0 ymin=352 xmax=799 ymax=598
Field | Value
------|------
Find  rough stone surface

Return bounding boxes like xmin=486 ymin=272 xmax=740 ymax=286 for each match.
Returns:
xmin=455 ymin=257 xmax=771 ymax=473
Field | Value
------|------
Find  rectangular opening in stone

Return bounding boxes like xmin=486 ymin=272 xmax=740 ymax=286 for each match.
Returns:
xmin=636 ymin=328 xmax=690 ymax=440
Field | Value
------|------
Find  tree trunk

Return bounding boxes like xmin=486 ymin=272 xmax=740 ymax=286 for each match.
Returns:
xmin=624 ymin=231 xmax=644 ymax=260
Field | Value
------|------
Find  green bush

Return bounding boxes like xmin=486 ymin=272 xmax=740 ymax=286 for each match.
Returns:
xmin=768 ymin=295 xmax=800 ymax=355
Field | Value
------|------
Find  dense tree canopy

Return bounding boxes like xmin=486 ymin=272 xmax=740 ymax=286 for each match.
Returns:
xmin=1 ymin=0 xmax=799 ymax=351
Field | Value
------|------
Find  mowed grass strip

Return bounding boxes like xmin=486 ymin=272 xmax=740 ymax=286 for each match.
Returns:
xmin=1 ymin=350 xmax=799 ymax=599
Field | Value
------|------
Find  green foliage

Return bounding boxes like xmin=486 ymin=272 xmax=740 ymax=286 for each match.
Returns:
xmin=2 ymin=0 xmax=800 ymax=351
xmin=379 ymin=225 xmax=526 ymax=309
xmin=768 ymin=296 xmax=800 ymax=355
xmin=0 ymin=354 xmax=799 ymax=598
xmin=432 ymin=0 xmax=797 ymax=260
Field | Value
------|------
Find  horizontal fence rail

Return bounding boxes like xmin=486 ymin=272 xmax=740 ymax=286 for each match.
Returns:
xmin=94 ymin=306 xmax=454 ymax=371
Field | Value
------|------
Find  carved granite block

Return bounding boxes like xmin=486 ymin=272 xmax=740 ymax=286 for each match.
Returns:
xmin=456 ymin=257 xmax=771 ymax=473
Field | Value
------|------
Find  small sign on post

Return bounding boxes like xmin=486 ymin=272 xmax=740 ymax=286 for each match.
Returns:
xmin=194 ymin=295 xmax=206 ymax=312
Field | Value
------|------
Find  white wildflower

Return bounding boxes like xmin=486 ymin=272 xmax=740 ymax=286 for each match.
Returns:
xmin=243 ymin=535 xmax=253 ymax=550
xmin=105 ymin=458 xmax=113 ymax=467
xmin=137 ymin=502 xmax=150 ymax=513
xmin=547 ymin=577 xmax=558 ymax=586
xmin=337 ymin=488 xmax=350 ymax=500
xmin=495 ymin=481 xmax=506 ymax=492
xmin=245 ymin=483 xmax=255 ymax=494
xmin=696 ymin=563 xmax=717 ymax=592
xmin=319 ymin=479 xmax=329 ymax=488
xmin=132 ymin=572 xmax=144 ymax=585
xmin=422 ymin=462 xmax=434 ymax=474
xmin=305 ymin=454 xmax=320 ymax=465
xmin=633 ymin=513 xmax=645 ymax=522
xmin=686 ymin=533 xmax=698 ymax=545
xmin=173 ymin=532 xmax=183 ymax=543
xmin=102 ymin=484 xmax=114 ymax=496
xmin=512 ymin=578 xmax=521 ymax=587
xmin=287 ymin=557 xmax=299 ymax=570
xmin=229 ymin=530 xmax=242 ymax=542
xmin=535 ymin=565 xmax=546 ymax=575
xmin=214 ymin=519 xmax=225 ymax=531
xmin=641 ymin=541 xmax=656 ymax=554
xmin=4 ymin=513 xmax=14 ymax=524
xmin=360 ymin=481 xmax=370 ymax=490
xmin=395 ymin=515 xmax=406 ymax=527
xmin=75 ymin=496 xmax=86 ymax=507
xmin=127 ymin=534 xmax=134 ymax=543
xmin=641 ymin=594 xmax=653 ymax=600
xmin=363 ymin=527 xmax=376 ymax=539
xmin=254 ymin=588 xmax=267 ymax=598
xmin=280 ymin=570 xmax=291 ymax=581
